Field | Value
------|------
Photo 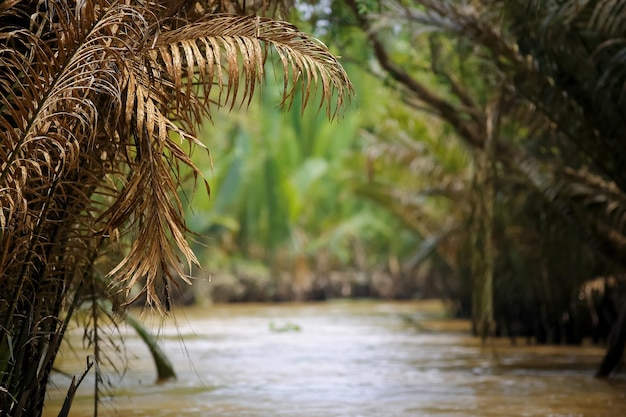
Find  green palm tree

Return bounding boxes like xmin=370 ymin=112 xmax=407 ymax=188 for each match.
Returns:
xmin=0 ymin=0 xmax=351 ymax=414
xmin=339 ymin=0 xmax=626 ymax=369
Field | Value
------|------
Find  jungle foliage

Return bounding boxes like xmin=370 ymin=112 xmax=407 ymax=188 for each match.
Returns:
xmin=328 ymin=0 xmax=626 ymax=375
xmin=172 ymin=0 xmax=626 ymax=378
xmin=3 ymin=0 xmax=626 ymax=414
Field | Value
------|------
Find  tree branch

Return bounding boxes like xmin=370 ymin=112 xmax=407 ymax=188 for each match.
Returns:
xmin=345 ymin=0 xmax=484 ymax=149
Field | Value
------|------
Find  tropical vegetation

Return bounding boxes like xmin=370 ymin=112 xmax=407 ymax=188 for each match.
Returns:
xmin=3 ymin=0 xmax=626 ymax=414
xmin=190 ymin=2 xmax=626 ymax=379
xmin=330 ymin=0 xmax=626 ymax=376
xmin=0 ymin=0 xmax=351 ymax=414
xmin=169 ymin=0 xmax=626 ymax=379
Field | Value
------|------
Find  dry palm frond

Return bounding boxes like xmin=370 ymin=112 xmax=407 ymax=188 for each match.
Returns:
xmin=100 ymin=12 xmax=352 ymax=311
xmin=0 ymin=0 xmax=351 ymax=413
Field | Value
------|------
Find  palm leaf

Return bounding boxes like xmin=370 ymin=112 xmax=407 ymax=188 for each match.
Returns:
xmin=99 ymin=12 xmax=352 ymax=311
xmin=0 ymin=0 xmax=351 ymax=413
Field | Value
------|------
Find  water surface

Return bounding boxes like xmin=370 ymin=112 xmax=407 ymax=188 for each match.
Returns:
xmin=45 ymin=300 xmax=626 ymax=416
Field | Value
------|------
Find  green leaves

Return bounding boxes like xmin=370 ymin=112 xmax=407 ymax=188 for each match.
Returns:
xmin=340 ymin=0 xmax=626 ymax=354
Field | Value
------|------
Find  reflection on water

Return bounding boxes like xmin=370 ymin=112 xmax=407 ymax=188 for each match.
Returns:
xmin=45 ymin=301 xmax=626 ymax=417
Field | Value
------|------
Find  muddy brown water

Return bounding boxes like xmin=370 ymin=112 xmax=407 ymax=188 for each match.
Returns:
xmin=44 ymin=300 xmax=626 ymax=417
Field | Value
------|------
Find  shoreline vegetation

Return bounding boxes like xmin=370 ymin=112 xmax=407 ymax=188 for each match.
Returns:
xmin=5 ymin=1 xmax=626 ymax=415
xmin=158 ymin=265 xmax=620 ymax=354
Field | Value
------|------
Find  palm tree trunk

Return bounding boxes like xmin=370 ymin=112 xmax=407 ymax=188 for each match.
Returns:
xmin=470 ymin=101 xmax=498 ymax=341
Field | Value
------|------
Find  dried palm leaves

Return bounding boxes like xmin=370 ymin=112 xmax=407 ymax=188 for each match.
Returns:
xmin=0 ymin=0 xmax=351 ymax=414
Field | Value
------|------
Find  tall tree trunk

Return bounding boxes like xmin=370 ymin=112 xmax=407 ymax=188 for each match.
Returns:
xmin=471 ymin=101 xmax=498 ymax=341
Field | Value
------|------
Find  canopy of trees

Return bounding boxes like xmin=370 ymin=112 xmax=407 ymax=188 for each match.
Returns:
xmin=332 ymin=0 xmax=626 ymax=376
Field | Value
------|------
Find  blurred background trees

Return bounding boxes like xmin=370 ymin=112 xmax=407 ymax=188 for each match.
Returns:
xmin=339 ymin=0 xmax=626 ymax=375
xmin=182 ymin=0 xmax=626 ymax=375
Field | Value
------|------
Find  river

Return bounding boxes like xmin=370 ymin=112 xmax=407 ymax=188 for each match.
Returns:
xmin=44 ymin=300 xmax=626 ymax=416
